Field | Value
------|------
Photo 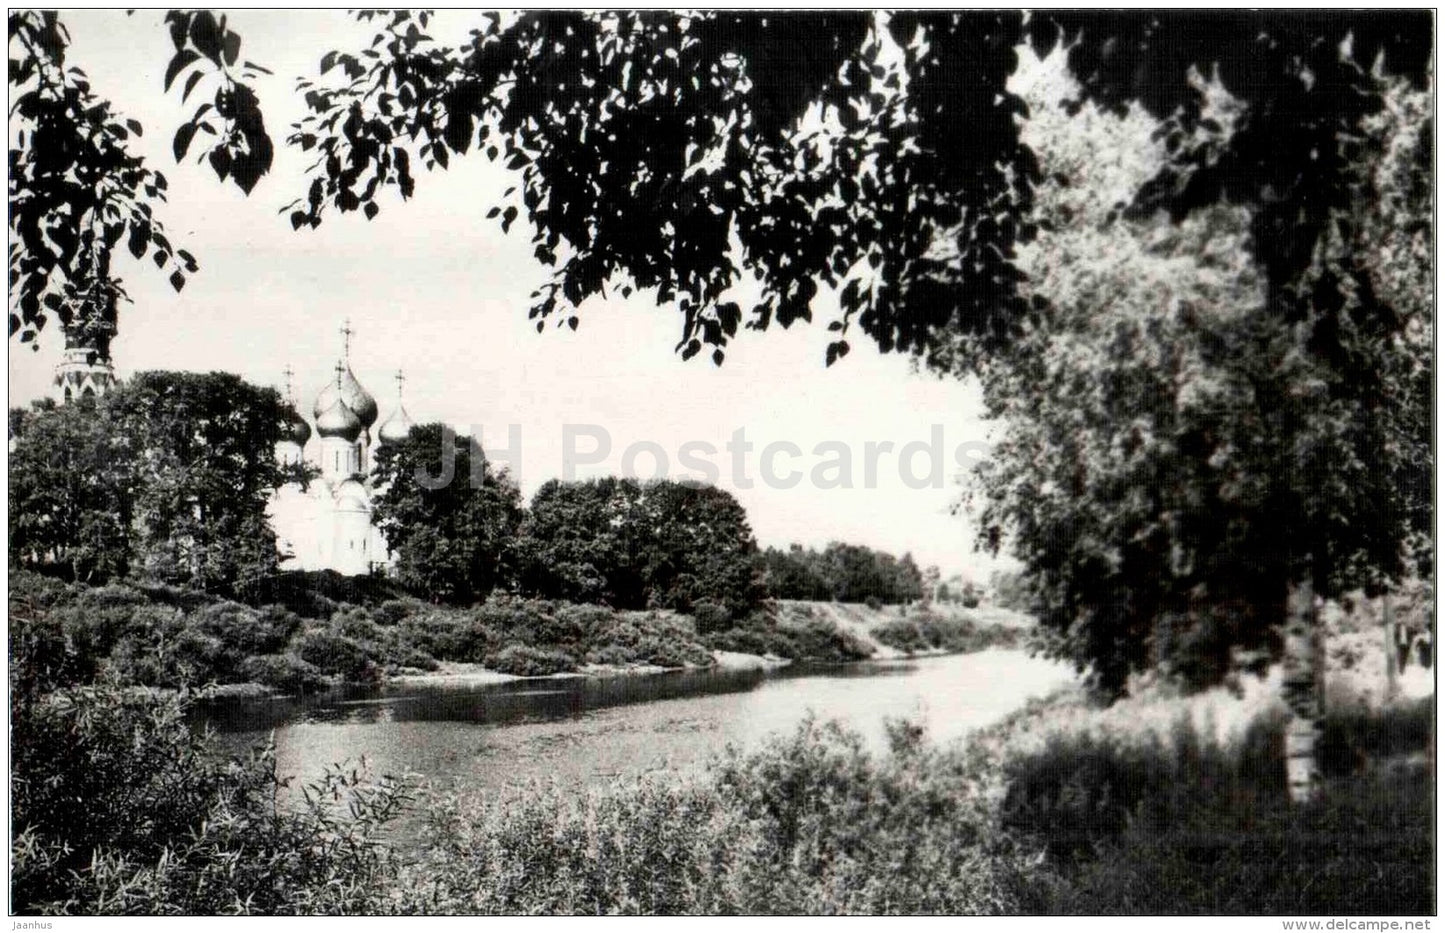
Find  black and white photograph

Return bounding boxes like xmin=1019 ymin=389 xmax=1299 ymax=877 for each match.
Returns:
xmin=5 ymin=7 xmax=1436 ymax=920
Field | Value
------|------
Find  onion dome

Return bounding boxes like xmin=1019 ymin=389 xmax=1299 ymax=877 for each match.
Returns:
xmin=313 ymin=363 xmax=378 ymax=429
xmin=377 ymin=369 xmax=414 ymax=445
xmin=315 ymin=397 xmax=362 ymax=442
xmin=280 ymin=405 xmax=311 ymax=447
xmin=377 ymin=404 xmax=414 ymax=445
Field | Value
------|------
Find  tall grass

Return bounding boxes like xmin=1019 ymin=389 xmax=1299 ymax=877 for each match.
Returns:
xmin=10 ymin=685 xmax=409 ymax=914
xmin=1000 ymin=700 xmax=1435 ymax=914
xmin=395 ymin=717 xmax=1032 ymax=915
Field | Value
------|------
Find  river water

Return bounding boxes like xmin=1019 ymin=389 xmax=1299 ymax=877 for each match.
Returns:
xmin=199 ymin=650 xmax=1075 ymax=803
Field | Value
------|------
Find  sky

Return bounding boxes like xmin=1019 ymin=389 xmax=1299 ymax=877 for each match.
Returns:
xmin=7 ymin=10 xmax=1016 ymax=581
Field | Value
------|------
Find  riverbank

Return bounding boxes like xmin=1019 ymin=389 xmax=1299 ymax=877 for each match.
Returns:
xmin=382 ymin=654 xmax=1432 ymax=915
xmin=12 ymin=569 xmax=1022 ymax=700
xmin=389 ymin=648 xmax=793 ymax=689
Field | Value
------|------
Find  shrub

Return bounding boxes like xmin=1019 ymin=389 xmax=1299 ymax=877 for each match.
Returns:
xmin=582 ymin=643 xmax=637 ymax=667
xmin=397 ymin=610 xmax=501 ymax=664
xmin=1317 ymin=697 xmax=1434 ymax=776
xmin=872 ymin=614 xmax=1018 ymax=656
xmin=291 ymin=628 xmax=380 ymax=683
xmin=377 ymin=598 xmax=425 ymax=626
xmin=484 ymin=644 xmax=578 ymax=677
xmin=400 ymin=717 xmax=1032 ymax=914
xmin=10 ymin=675 xmax=409 ymax=914
xmin=777 ymin=613 xmax=876 ymax=662
xmin=705 ymin=609 xmax=874 ymax=662
xmin=390 ymin=648 xmax=441 ymax=672
xmin=632 ymin=634 xmax=712 ymax=668
xmin=690 ymin=599 xmax=734 ymax=634
xmin=236 ymin=653 xmax=327 ymax=694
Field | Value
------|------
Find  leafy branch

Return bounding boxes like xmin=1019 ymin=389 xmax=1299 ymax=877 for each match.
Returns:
xmin=162 ymin=10 xmax=274 ymax=194
xmin=8 ymin=10 xmax=192 ymax=348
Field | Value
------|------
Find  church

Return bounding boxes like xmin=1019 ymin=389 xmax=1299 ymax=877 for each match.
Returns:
xmin=267 ymin=323 xmax=415 ymax=576
xmin=50 ymin=317 xmax=416 ymax=577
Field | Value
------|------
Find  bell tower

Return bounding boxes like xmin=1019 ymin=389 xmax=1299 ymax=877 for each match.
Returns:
xmin=53 ymin=296 xmax=117 ymax=402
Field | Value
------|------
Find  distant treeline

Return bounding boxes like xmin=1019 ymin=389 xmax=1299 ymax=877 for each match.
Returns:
xmin=9 ymin=373 xmax=934 ymax=620
xmin=756 ymin=543 xmax=925 ymax=606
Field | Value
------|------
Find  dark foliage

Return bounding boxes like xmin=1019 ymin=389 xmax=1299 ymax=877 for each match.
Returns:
xmin=370 ymin=422 xmax=525 ymax=605
xmin=1003 ymin=702 xmax=1434 ymax=914
xmin=758 ymin=542 xmax=924 ymax=604
xmin=871 ymin=612 xmax=1020 ymax=656
xmin=518 ymin=477 xmax=765 ymax=619
xmin=279 ymin=11 xmax=1430 ymax=373
xmin=10 ymin=633 xmax=407 ymax=914
xmin=9 ymin=370 xmax=298 ymax=596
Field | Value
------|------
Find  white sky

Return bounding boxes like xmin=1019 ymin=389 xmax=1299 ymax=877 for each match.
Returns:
xmin=7 ymin=10 xmax=1013 ymax=580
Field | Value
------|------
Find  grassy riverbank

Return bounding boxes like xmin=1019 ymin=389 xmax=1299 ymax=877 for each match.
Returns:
xmin=8 ymin=570 xmax=1021 ymax=695
xmin=12 ymin=640 xmax=1431 ymax=915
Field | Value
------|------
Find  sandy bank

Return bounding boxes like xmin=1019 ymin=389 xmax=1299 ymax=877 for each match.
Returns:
xmin=388 ymin=649 xmax=790 ymax=688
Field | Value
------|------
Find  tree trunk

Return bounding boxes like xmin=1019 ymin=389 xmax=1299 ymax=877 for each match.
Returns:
xmin=1383 ymin=594 xmax=1398 ymax=702
xmin=1281 ymin=568 xmax=1323 ymax=804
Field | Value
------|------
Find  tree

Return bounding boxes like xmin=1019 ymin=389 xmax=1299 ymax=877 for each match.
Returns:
xmin=759 ymin=541 xmax=926 ymax=605
xmin=920 ymin=565 xmax=941 ymax=607
xmin=9 ymin=396 xmax=132 ymax=583
xmin=276 ymin=11 xmax=1429 ymax=371
xmin=114 ymin=371 xmax=298 ymax=593
xmin=758 ymin=544 xmax=835 ymax=602
xmin=631 ymin=479 xmax=765 ymax=619
xmin=518 ymin=476 xmax=647 ymax=607
xmin=370 ymin=422 xmax=524 ymax=605
xmin=9 ymin=371 xmax=296 ymax=593
xmin=518 ymin=477 xmax=763 ymax=619
xmin=971 ymin=62 xmax=1432 ymax=797
xmin=12 ymin=12 xmax=1430 ymax=369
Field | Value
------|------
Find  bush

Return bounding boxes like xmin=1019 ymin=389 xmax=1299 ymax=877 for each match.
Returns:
xmin=484 ymin=643 xmax=578 ymax=677
xmin=10 ymin=677 xmax=409 ymax=914
xmin=777 ymin=613 xmax=876 ymax=662
xmin=705 ymin=609 xmax=875 ymax=662
xmin=398 ymin=610 xmax=501 ymax=664
xmin=236 ymin=653 xmax=327 ymax=694
xmin=399 ymin=717 xmax=1031 ymax=914
xmin=690 ymin=599 xmax=734 ymax=634
xmin=872 ymin=614 xmax=1018 ymax=656
xmin=582 ymin=643 xmax=637 ymax=667
xmin=377 ymin=598 xmax=426 ymax=626
xmin=291 ymin=628 xmax=380 ymax=683
xmin=632 ymin=634 xmax=712 ymax=668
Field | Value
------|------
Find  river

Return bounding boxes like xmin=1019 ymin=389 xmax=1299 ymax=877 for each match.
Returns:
xmin=199 ymin=649 xmax=1076 ymax=806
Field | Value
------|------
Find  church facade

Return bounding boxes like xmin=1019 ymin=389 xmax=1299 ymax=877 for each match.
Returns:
xmin=267 ymin=326 xmax=415 ymax=576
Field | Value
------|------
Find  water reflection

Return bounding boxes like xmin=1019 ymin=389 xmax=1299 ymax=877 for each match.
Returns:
xmin=198 ymin=659 xmax=922 ymax=732
xmin=199 ymin=651 xmax=1074 ymax=810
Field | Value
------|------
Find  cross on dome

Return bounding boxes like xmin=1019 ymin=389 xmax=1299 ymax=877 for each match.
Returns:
xmin=378 ymin=367 xmax=415 ymax=445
